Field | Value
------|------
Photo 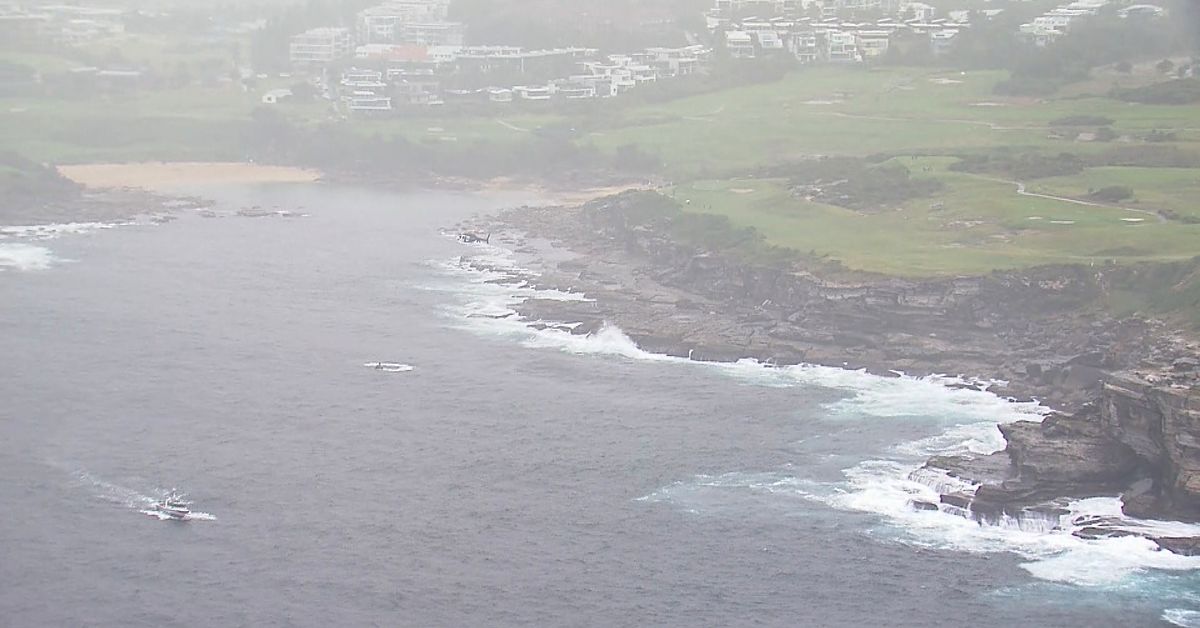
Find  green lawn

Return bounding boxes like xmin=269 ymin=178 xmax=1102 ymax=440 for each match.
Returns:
xmin=342 ymin=114 xmax=563 ymax=143
xmin=671 ymin=162 xmax=1200 ymax=276
xmin=581 ymin=66 xmax=1200 ymax=178
xmin=0 ymin=88 xmax=257 ymax=163
xmin=1030 ymin=167 xmax=1200 ymax=221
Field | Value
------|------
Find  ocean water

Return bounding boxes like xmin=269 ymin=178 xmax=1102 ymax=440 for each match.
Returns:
xmin=1 ymin=183 xmax=1196 ymax=627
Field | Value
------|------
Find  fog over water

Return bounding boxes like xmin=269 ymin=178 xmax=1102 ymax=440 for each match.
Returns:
xmin=1 ymin=184 xmax=1196 ymax=627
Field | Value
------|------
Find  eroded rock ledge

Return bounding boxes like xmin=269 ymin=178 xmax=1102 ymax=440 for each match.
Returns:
xmin=481 ymin=191 xmax=1200 ymax=528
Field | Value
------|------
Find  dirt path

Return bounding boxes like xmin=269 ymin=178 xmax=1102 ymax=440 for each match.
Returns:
xmin=495 ymin=119 xmax=530 ymax=132
xmin=971 ymin=174 xmax=1166 ymax=222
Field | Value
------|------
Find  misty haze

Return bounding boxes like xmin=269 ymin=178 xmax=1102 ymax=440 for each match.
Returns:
xmin=2 ymin=0 xmax=1200 ymax=626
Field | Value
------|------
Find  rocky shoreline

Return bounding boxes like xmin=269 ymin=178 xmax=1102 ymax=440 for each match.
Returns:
xmin=464 ymin=190 xmax=1200 ymax=546
xmin=0 ymin=181 xmax=205 ymax=228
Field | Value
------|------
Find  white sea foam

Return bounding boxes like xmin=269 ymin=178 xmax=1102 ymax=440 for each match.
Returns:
xmin=0 ymin=221 xmax=128 ymax=240
xmin=437 ymin=240 xmax=1200 ymax=592
xmin=434 ymin=245 xmax=1048 ymax=428
xmin=139 ymin=509 xmax=218 ymax=522
xmin=715 ymin=360 xmax=1046 ymax=426
xmin=821 ymin=463 xmax=1200 ymax=587
xmin=0 ymin=243 xmax=59 ymax=271
xmin=0 ymin=219 xmax=143 ymax=272
xmin=1165 ymin=609 xmax=1200 ymax=627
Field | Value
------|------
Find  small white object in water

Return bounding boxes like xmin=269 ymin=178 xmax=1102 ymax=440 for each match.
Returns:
xmin=364 ymin=362 xmax=414 ymax=373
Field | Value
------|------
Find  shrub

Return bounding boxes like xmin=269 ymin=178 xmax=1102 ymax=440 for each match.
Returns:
xmin=949 ymin=152 xmax=1085 ymax=180
xmin=1112 ymin=78 xmax=1200 ymax=104
xmin=1089 ymin=185 xmax=1134 ymax=202
xmin=1144 ymin=129 xmax=1178 ymax=142
xmin=783 ymin=157 xmax=942 ymax=212
xmin=1049 ymin=115 xmax=1114 ymax=127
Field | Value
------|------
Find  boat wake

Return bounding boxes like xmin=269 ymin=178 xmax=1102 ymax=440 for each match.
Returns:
xmin=76 ymin=471 xmax=216 ymax=522
xmin=364 ymin=362 xmax=415 ymax=373
xmin=139 ymin=508 xmax=217 ymax=522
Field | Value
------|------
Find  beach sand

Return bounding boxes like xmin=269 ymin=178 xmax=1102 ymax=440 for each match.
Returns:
xmin=58 ymin=163 xmax=647 ymax=207
xmin=58 ymin=162 xmax=322 ymax=191
xmin=475 ymin=176 xmax=653 ymax=206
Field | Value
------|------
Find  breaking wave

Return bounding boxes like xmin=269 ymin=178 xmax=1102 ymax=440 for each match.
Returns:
xmin=428 ymin=241 xmax=1045 ymax=424
xmin=434 ymin=238 xmax=1200 ymax=601
xmin=0 ymin=220 xmax=138 ymax=273
xmin=0 ymin=221 xmax=129 ymax=240
xmin=0 ymin=243 xmax=59 ymax=271
xmin=1165 ymin=609 xmax=1200 ymax=628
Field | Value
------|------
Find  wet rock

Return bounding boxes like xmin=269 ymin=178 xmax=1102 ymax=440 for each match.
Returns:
xmin=1072 ymin=526 xmax=1141 ymax=540
xmin=1152 ymin=536 xmax=1200 ymax=556
xmin=1172 ymin=357 xmax=1199 ymax=372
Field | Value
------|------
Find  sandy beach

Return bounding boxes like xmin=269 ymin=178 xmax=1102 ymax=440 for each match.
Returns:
xmin=473 ymin=176 xmax=654 ymax=206
xmin=57 ymin=162 xmax=323 ymax=191
xmin=57 ymin=164 xmax=644 ymax=206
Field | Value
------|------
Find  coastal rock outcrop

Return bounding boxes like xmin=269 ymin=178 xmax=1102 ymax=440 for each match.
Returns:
xmin=1103 ymin=373 xmax=1200 ymax=521
xmin=491 ymin=191 xmax=1200 ymax=524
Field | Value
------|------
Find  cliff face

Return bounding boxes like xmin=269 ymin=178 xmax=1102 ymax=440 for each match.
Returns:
xmin=1104 ymin=374 xmax=1200 ymax=520
xmin=933 ymin=373 xmax=1200 ymax=524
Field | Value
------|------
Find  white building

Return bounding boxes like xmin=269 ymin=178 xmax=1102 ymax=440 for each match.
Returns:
xmin=825 ymin=30 xmax=858 ymax=61
xmin=754 ymin=29 xmax=785 ymax=50
xmin=855 ymin=29 xmax=890 ymax=57
xmin=900 ymin=1 xmax=937 ymax=21
xmin=290 ymin=27 xmax=352 ymax=66
xmin=342 ymin=68 xmax=386 ymax=89
xmin=643 ymin=46 xmax=709 ymax=77
xmin=725 ymin=30 xmax=756 ymax=58
xmin=788 ymin=30 xmax=820 ymax=63
xmin=930 ymin=28 xmax=958 ymax=54
xmin=346 ymin=92 xmax=393 ymax=112
xmin=513 ymin=84 xmax=554 ymax=100
xmin=357 ymin=0 xmax=451 ymax=43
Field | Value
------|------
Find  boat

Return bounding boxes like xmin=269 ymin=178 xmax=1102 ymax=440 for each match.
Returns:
xmin=154 ymin=492 xmax=192 ymax=520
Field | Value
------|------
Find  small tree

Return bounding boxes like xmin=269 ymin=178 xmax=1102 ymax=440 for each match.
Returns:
xmin=1089 ymin=185 xmax=1134 ymax=202
xmin=290 ymin=81 xmax=318 ymax=101
xmin=1157 ymin=58 xmax=1175 ymax=74
xmin=1115 ymin=60 xmax=1132 ymax=73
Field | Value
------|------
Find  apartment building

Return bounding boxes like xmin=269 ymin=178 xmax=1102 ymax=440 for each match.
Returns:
xmin=290 ymin=27 xmax=352 ymax=66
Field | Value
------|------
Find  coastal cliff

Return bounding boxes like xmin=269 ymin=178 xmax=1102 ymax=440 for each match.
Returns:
xmin=486 ymin=190 xmax=1200 ymax=526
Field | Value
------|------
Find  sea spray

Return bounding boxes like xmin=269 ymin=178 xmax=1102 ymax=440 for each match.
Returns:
xmin=436 ymin=238 xmax=1200 ymax=592
xmin=0 ymin=243 xmax=59 ymax=271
